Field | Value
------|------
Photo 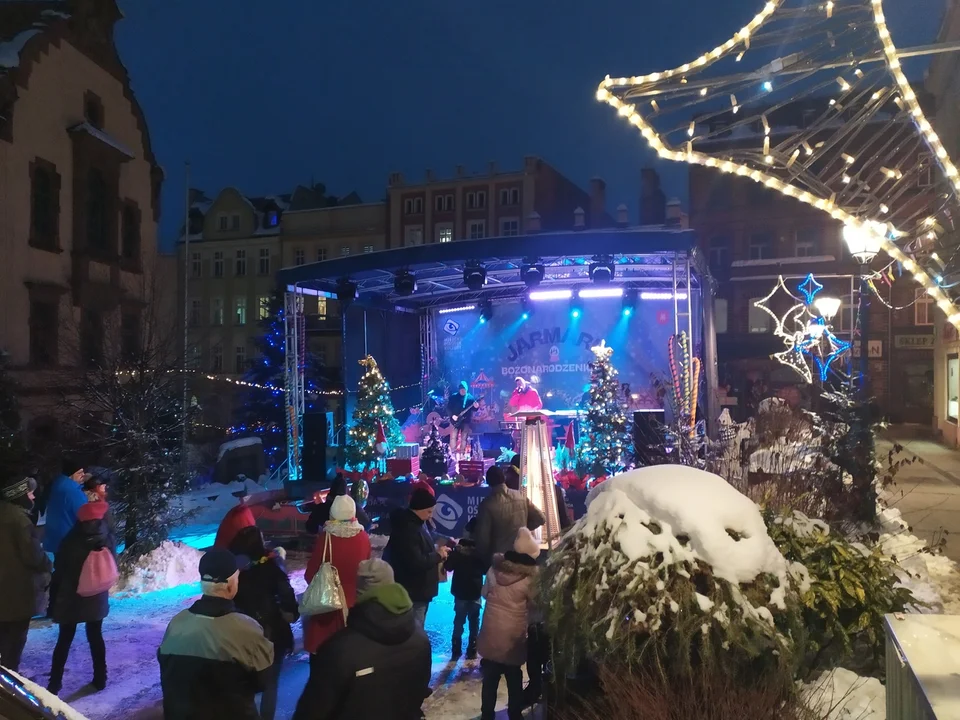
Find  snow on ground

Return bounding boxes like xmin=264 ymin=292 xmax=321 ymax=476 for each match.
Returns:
xmin=113 ymin=541 xmax=205 ymax=596
xmin=7 ymin=669 xmax=91 ymax=720
xmin=802 ymin=668 xmax=885 ymax=720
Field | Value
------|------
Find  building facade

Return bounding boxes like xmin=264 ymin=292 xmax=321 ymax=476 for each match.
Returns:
xmin=0 ymin=0 xmax=165 ymax=436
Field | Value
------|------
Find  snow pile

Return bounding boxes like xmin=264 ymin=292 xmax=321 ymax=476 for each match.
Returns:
xmin=7 ymin=669 xmax=90 ymax=720
xmin=113 ymin=541 xmax=204 ymax=596
xmin=175 ymin=477 xmax=266 ymax=525
xmin=802 ymin=668 xmax=885 ymax=720
xmin=217 ymin=436 xmax=263 ymax=461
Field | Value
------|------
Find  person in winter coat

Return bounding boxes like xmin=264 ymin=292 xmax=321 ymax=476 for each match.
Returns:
xmin=477 ymin=527 xmax=541 ymax=720
xmin=213 ymin=491 xmax=257 ymax=550
xmin=304 ymin=495 xmax=371 ymax=668
xmin=0 ymin=476 xmax=51 ymax=671
xmin=474 ymin=465 xmax=545 ymax=568
xmin=385 ymin=487 xmax=449 ymax=627
xmin=305 ymin=474 xmax=371 ymax=534
xmin=444 ymin=517 xmax=484 ymax=660
xmin=47 ymin=500 xmax=116 ymax=695
xmin=43 ymin=456 xmax=89 ymax=555
xmin=229 ymin=526 xmax=300 ymax=720
xmin=292 ymin=559 xmax=431 ymax=720
xmin=158 ymin=549 xmax=275 ymax=720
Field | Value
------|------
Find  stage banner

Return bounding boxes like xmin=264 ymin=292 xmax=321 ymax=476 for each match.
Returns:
xmin=367 ymin=482 xmax=491 ymax=538
xmin=427 ymin=297 xmax=695 ymax=433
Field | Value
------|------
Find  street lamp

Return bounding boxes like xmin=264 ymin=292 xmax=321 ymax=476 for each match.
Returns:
xmin=814 ymin=296 xmax=841 ymax=322
xmin=842 ymin=220 xmax=883 ymax=394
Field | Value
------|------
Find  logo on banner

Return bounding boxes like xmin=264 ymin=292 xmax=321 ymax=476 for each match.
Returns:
xmin=433 ymin=494 xmax=464 ymax=531
xmin=657 ymin=310 xmax=670 ymax=325
xmin=549 ymin=345 xmax=560 ymax=362
xmin=442 ymin=319 xmax=460 ymax=336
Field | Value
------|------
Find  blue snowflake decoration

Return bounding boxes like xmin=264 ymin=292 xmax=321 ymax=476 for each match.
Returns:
xmin=797 ymin=273 xmax=824 ymax=305
xmin=801 ymin=318 xmax=852 ymax=382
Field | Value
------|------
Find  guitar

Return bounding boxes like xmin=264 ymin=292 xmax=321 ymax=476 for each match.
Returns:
xmin=451 ymin=394 xmax=483 ymax=430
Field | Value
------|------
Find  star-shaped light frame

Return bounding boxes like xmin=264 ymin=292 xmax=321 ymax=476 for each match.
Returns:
xmin=797 ymin=274 xmax=824 ymax=306
xmin=591 ymin=339 xmax=614 ymax=360
xmin=753 ymin=276 xmax=809 ymax=338
xmin=596 ymin=0 xmax=960 ymax=329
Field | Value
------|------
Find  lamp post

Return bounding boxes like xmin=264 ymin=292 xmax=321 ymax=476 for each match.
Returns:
xmin=841 ymin=222 xmax=883 ymax=395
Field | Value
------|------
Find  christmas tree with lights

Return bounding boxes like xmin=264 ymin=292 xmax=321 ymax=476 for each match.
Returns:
xmin=0 ymin=354 xmax=25 ymax=480
xmin=345 ymin=355 xmax=404 ymax=469
xmin=577 ymin=340 xmax=630 ymax=476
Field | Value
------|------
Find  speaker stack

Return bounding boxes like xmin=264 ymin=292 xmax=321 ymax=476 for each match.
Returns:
xmin=302 ymin=412 xmax=327 ymax=481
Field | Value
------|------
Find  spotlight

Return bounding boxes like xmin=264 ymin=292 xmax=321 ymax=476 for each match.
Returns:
xmin=394 ymin=269 xmax=417 ymax=296
xmin=479 ymin=300 xmax=493 ymax=324
xmin=336 ymin=278 xmax=357 ymax=307
xmin=463 ymin=261 xmax=487 ymax=291
xmin=569 ymin=297 xmax=582 ymax=319
xmin=589 ymin=255 xmax=616 ymax=284
xmin=579 ymin=287 xmax=623 ymax=299
xmin=521 ymin=258 xmax=545 ymax=288
xmin=528 ymin=289 xmax=572 ymax=301
xmin=623 ymin=289 xmax=638 ymax=316
xmin=521 ymin=297 xmax=533 ymax=320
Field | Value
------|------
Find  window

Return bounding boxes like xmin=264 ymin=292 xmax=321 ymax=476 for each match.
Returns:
xmin=714 ymin=298 xmax=728 ymax=334
xmin=467 ymin=191 xmax=487 ymax=209
xmin=235 ymin=346 xmax=247 ymax=374
xmin=191 ymin=252 xmax=202 ymax=278
xmin=211 ymin=344 xmax=223 ymax=373
xmin=235 ymin=249 xmax=246 ymax=276
xmin=218 ymin=214 xmax=228 ymax=231
xmin=187 ymin=345 xmax=201 ymax=370
xmin=340 ymin=245 xmax=351 ymax=257
xmin=795 ymin=228 xmax=819 ymax=257
xmin=29 ymin=300 xmax=58 ymax=366
xmin=404 ymin=225 xmax=424 ymax=246
xmin=836 ymin=301 xmax=855 ymax=333
xmin=86 ymin=168 xmax=109 ymax=252
xmin=294 ymin=248 xmax=305 ymax=266
xmin=30 ymin=159 xmax=59 ymax=250
xmin=121 ymin=202 xmax=140 ymax=260
xmin=80 ymin=309 xmax=103 ymax=367
xmin=213 ymin=251 xmax=224 ymax=277
xmin=949 ymin=354 xmax=959 ymax=421
xmin=317 ymin=247 xmax=328 ymax=262
xmin=414 ymin=197 xmax=423 ymax=213
xmin=500 ymin=218 xmax=519 ymax=237
xmin=749 ymin=232 xmax=772 ymax=260
xmin=212 ymin=297 xmax=224 ymax=325
xmin=83 ymin=91 xmax=103 ymax=129
xmin=748 ymin=298 xmax=772 ymax=333
xmin=708 ymin=236 xmax=729 ymax=270
xmin=435 ymin=193 xmax=454 ymax=212
xmin=404 ymin=198 xmax=423 ymax=214
xmin=230 ymin=214 xmax=240 ymax=231
xmin=317 ymin=297 xmax=328 ymax=319
xmin=265 ymin=210 xmax=279 ymax=227
xmin=120 ymin=313 xmax=140 ymax=361
xmin=235 ymin=297 xmax=247 ymax=325
xmin=468 ymin=220 xmax=485 ymax=239
xmin=918 ymin=153 xmax=933 ymax=188
xmin=363 ymin=244 xmax=375 ymax=253
xmin=189 ymin=298 xmax=202 ymax=327
xmin=435 ymin=195 xmax=445 ymax=212
xmin=499 ymin=188 xmax=519 ymax=206
xmin=436 ymin=223 xmax=453 ymax=243
xmin=915 ymin=288 xmax=934 ymax=326
xmin=258 ymin=248 xmax=270 ymax=275
xmin=258 ymin=295 xmax=271 ymax=320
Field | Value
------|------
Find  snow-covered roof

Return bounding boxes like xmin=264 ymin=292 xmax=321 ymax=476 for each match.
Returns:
xmin=0 ymin=29 xmax=41 ymax=69
xmin=0 ymin=1 xmax=71 ymax=73
xmin=68 ymin=121 xmax=135 ymax=159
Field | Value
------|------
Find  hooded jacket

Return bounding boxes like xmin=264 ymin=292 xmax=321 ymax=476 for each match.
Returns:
xmin=158 ymin=595 xmax=275 ymax=720
xmin=0 ymin=499 xmax=51 ymax=623
xmin=232 ymin=547 xmax=300 ymax=655
xmin=292 ymin=583 xmax=432 ymax=720
xmin=213 ymin=502 xmax=257 ymax=551
xmin=384 ymin=508 xmax=441 ymax=603
xmin=42 ymin=474 xmax=87 ymax=554
xmin=51 ymin=501 xmax=115 ymax=625
xmin=477 ymin=551 xmax=538 ymax=666
xmin=443 ymin=536 xmax=484 ymax=602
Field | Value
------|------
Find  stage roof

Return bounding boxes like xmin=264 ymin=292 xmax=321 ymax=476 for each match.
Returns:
xmin=277 ymin=225 xmax=706 ymax=309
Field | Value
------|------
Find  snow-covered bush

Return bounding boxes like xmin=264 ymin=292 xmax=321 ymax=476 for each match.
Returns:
xmin=544 ymin=466 xmax=810 ymax=682
xmin=768 ymin=510 xmax=916 ymax=677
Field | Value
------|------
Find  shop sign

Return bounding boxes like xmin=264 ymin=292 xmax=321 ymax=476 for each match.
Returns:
xmin=852 ymin=340 xmax=883 ymax=358
xmin=894 ymin=335 xmax=934 ymax=350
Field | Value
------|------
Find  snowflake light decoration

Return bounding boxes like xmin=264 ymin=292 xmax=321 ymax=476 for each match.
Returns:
xmin=753 ymin=276 xmax=809 ymax=338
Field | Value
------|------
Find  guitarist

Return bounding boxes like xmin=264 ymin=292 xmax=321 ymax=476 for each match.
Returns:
xmin=448 ymin=381 xmax=479 ymax=460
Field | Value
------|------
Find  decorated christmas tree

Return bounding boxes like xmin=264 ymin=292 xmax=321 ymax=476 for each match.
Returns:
xmin=420 ymin=422 xmax=449 ymax=477
xmin=345 ymin=355 xmax=404 ymax=469
xmin=0 ymin=354 xmax=25 ymax=480
xmin=577 ymin=340 xmax=630 ymax=476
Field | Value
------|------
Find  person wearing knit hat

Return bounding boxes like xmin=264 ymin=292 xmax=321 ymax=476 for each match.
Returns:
xmin=0 ymin=476 xmax=51 ymax=672
xmin=355 ymin=558 xmax=395 ymax=597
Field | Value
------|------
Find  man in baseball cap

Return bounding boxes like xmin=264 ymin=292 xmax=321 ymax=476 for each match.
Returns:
xmin=158 ymin=549 xmax=274 ymax=719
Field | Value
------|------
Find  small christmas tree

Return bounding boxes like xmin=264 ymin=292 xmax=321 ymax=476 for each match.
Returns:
xmin=345 ymin=355 xmax=403 ymax=469
xmin=420 ymin=422 xmax=449 ymax=477
xmin=578 ymin=340 xmax=630 ymax=476
xmin=0 ymin=354 xmax=25 ymax=480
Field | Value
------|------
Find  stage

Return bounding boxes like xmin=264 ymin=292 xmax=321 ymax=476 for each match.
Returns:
xmin=276 ymin=227 xmax=718 ymax=481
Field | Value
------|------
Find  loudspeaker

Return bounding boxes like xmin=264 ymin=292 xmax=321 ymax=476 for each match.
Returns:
xmin=302 ymin=412 xmax=327 ymax=481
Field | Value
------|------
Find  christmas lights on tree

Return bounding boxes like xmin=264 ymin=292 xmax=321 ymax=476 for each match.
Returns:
xmin=345 ymin=355 xmax=404 ymax=469
xmin=577 ymin=340 xmax=630 ymax=476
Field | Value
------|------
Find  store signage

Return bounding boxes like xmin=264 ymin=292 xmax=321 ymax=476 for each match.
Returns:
xmin=894 ymin=335 xmax=934 ymax=350
xmin=852 ymin=340 xmax=883 ymax=358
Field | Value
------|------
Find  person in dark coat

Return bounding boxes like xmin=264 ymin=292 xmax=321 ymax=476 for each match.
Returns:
xmin=385 ymin=487 xmax=449 ymax=627
xmin=475 ymin=466 xmax=545 ymax=568
xmin=292 ymin=559 xmax=431 ymax=720
xmin=158 ymin=549 xmax=275 ymax=720
xmin=229 ymin=526 xmax=300 ymax=720
xmin=0 ymin=476 xmax=51 ymax=671
xmin=444 ymin=517 xmax=484 ymax=660
xmin=47 ymin=500 xmax=115 ymax=695
xmin=306 ymin=474 xmax=371 ymax=533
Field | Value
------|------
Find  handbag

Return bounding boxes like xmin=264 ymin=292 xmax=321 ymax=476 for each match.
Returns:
xmin=299 ymin=533 xmax=348 ymax=621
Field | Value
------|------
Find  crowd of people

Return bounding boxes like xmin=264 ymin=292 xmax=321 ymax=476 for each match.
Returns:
xmin=0 ymin=452 xmax=568 ymax=720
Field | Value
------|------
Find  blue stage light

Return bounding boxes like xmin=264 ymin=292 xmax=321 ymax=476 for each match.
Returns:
xmin=521 ymin=312 xmax=529 ymax=320
xmin=571 ymin=308 xmax=581 ymax=318
xmin=623 ymin=307 xmax=633 ymax=317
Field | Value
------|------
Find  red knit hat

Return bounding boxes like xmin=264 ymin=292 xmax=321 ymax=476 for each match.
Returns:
xmin=77 ymin=501 xmax=109 ymax=522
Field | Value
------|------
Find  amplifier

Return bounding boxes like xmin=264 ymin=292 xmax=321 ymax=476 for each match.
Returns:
xmin=394 ymin=443 xmax=420 ymax=459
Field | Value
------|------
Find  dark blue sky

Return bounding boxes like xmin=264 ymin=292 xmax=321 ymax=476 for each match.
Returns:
xmin=114 ymin=0 xmax=944 ymax=250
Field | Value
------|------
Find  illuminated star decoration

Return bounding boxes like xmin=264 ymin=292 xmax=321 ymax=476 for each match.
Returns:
xmin=797 ymin=273 xmax=824 ymax=306
xmin=752 ymin=276 xmax=808 ymax=339
xmin=774 ymin=330 xmax=813 ymax=384
xmin=591 ymin=339 xmax=614 ymax=360
xmin=801 ymin=317 xmax=852 ymax=382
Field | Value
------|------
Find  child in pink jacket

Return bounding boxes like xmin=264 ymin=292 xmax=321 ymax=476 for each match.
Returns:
xmin=477 ymin=527 xmax=540 ymax=720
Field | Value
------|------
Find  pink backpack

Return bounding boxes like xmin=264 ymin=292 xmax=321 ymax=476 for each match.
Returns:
xmin=77 ymin=548 xmax=119 ymax=597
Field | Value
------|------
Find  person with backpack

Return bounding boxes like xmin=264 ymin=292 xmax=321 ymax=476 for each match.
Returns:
xmin=0 ymin=476 xmax=51 ymax=671
xmin=303 ymin=495 xmax=371 ymax=674
xmin=47 ymin=499 xmax=117 ymax=695
xmin=444 ymin=517 xmax=484 ymax=661
xmin=229 ymin=526 xmax=299 ymax=720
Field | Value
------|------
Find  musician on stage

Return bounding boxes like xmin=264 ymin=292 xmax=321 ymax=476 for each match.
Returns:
xmin=508 ymin=376 xmax=543 ymax=413
xmin=448 ymin=381 xmax=479 ymax=460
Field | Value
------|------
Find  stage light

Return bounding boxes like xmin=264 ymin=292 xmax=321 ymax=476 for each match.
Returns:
xmin=589 ymin=255 xmax=616 ymax=284
xmin=394 ymin=269 xmax=417 ymax=296
xmin=521 ymin=259 xmax=545 ymax=288
xmin=640 ymin=291 xmax=688 ymax=300
xmin=336 ymin=278 xmax=358 ymax=307
xmin=463 ymin=261 xmax=487 ymax=291
xmin=437 ymin=304 xmax=476 ymax=315
xmin=529 ymin=289 xmax=572 ymax=301
xmin=579 ymin=287 xmax=623 ymax=299
xmin=569 ymin=297 xmax=582 ymax=318
xmin=479 ymin=300 xmax=493 ymax=324
xmin=623 ymin=289 xmax=638 ymax=316
xmin=521 ymin=297 xmax=533 ymax=320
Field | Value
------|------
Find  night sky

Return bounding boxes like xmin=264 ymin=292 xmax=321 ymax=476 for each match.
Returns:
xmin=114 ymin=0 xmax=944 ymax=250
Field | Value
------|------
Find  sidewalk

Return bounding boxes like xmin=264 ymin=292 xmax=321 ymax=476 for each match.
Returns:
xmin=878 ymin=433 xmax=960 ymax=563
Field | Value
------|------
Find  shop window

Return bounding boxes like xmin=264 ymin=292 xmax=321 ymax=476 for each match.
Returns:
xmin=948 ymin=354 xmax=959 ymax=422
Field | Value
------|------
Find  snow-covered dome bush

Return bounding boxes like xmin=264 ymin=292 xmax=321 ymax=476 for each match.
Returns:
xmin=545 ymin=465 xmax=810 ymax=679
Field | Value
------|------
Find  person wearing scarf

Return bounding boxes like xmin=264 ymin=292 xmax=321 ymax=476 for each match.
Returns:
xmin=303 ymin=495 xmax=371 ymax=677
